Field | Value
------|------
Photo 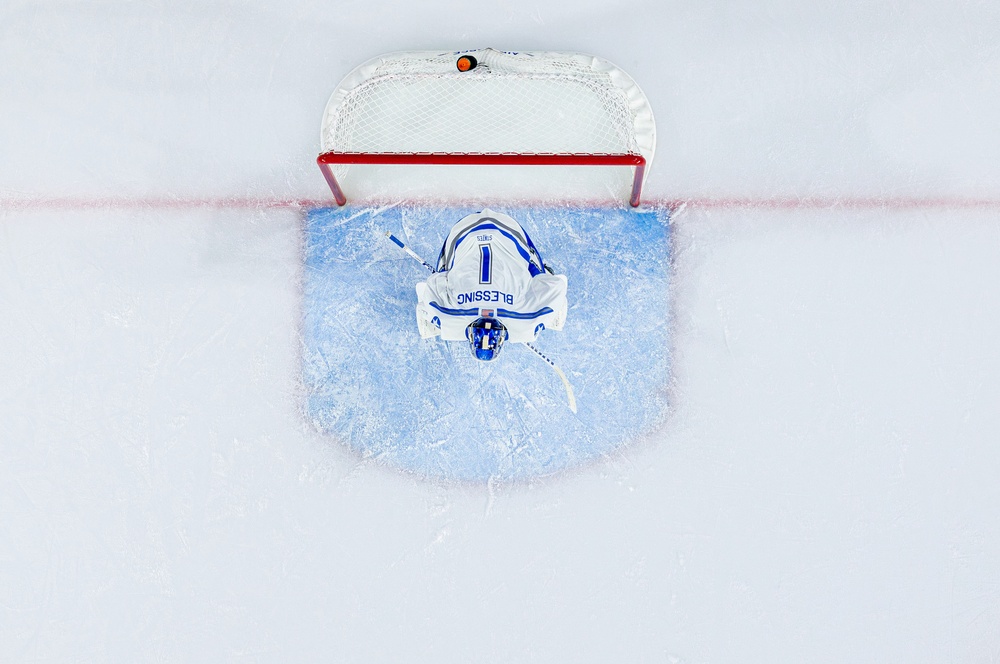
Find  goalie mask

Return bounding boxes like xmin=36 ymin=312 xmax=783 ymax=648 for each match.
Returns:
xmin=466 ymin=317 xmax=508 ymax=361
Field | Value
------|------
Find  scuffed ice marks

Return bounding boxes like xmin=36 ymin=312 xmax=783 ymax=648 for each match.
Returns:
xmin=302 ymin=204 xmax=671 ymax=481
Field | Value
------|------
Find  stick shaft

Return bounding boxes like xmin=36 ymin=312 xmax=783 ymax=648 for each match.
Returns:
xmin=386 ymin=232 xmax=434 ymax=272
xmin=525 ymin=343 xmax=577 ymax=413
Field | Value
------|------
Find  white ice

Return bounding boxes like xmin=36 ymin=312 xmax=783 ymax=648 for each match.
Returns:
xmin=2 ymin=1 xmax=1000 ymax=661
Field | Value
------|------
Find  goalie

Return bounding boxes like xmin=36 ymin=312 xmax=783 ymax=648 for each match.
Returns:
xmin=415 ymin=209 xmax=568 ymax=361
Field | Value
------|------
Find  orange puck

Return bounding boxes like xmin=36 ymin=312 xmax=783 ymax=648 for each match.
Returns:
xmin=456 ymin=55 xmax=478 ymax=72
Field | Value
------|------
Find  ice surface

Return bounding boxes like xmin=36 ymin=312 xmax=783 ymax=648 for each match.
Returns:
xmin=302 ymin=205 xmax=670 ymax=480
xmin=2 ymin=0 xmax=1000 ymax=662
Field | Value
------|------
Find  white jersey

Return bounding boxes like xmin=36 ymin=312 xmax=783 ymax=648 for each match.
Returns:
xmin=416 ymin=210 xmax=568 ymax=344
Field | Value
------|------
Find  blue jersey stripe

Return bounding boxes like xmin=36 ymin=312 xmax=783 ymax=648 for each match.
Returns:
xmin=496 ymin=307 xmax=554 ymax=320
xmin=429 ymin=302 xmax=554 ymax=321
xmin=428 ymin=301 xmax=480 ymax=316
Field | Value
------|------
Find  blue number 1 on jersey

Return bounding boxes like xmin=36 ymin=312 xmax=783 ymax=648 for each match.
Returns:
xmin=479 ymin=244 xmax=492 ymax=284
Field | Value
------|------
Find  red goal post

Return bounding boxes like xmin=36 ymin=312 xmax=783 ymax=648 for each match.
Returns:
xmin=317 ymin=49 xmax=655 ymax=207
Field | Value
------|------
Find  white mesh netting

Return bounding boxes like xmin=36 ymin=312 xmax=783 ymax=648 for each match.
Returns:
xmin=319 ymin=49 xmax=656 ymax=203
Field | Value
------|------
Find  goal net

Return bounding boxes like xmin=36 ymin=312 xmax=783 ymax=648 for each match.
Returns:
xmin=318 ymin=49 xmax=656 ymax=206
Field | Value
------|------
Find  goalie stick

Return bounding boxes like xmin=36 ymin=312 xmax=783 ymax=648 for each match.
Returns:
xmin=521 ymin=340 xmax=577 ymax=414
xmin=384 ymin=231 xmax=578 ymax=413
xmin=386 ymin=232 xmax=435 ymax=272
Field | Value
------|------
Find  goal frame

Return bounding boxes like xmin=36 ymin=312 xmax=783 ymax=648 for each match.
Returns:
xmin=317 ymin=152 xmax=647 ymax=207
xmin=317 ymin=49 xmax=654 ymax=207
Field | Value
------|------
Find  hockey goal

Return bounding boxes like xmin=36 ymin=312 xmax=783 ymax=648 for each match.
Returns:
xmin=318 ymin=49 xmax=656 ymax=206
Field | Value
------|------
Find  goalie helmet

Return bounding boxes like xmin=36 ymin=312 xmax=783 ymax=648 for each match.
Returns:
xmin=466 ymin=317 xmax=508 ymax=361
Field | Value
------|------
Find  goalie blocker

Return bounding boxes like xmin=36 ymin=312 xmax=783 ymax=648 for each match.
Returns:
xmin=416 ymin=210 xmax=568 ymax=355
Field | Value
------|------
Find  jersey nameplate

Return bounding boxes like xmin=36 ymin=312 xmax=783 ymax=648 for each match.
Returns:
xmin=456 ymin=289 xmax=514 ymax=306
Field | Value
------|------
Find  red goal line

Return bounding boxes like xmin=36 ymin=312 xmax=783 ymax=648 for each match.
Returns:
xmin=661 ymin=196 xmax=1000 ymax=212
xmin=2 ymin=195 xmax=999 ymax=213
